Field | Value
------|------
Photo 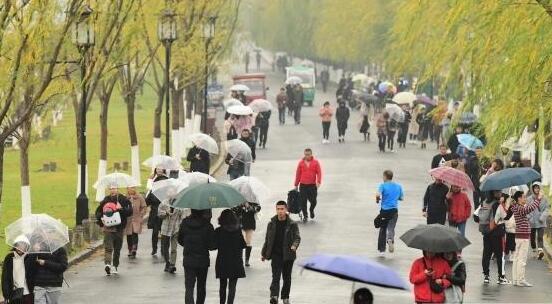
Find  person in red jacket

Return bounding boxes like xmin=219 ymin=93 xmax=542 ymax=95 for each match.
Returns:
xmin=447 ymin=185 xmax=472 ymax=237
xmin=409 ymin=251 xmax=451 ymax=304
xmin=294 ymin=148 xmax=322 ymax=222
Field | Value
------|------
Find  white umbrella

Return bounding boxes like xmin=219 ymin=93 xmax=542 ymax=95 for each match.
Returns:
xmin=93 ymin=172 xmax=139 ymax=189
xmin=5 ymin=214 xmax=69 ymax=254
xmin=142 ymin=155 xmax=182 ymax=170
xmin=152 ymin=178 xmax=190 ymax=202
xmin=226 ymin=139 xmax=253 ymax=163
xmin=285 ymin=76 xmax=302 ymax=85
xmin=352 ymin=74 xmax=369 ymax=82
xmin=227 ymin=104 xmax=253 ymax=116
xmin=228 ymin=176 xmax=270 ymax=204
xmin=229 ymin=84 xmax=250 ymax=92
xmin=248 ymin=99 xmax=273 ymax=113
xmin=392 ymin=92 xmax=417 ymax=106
xmin=189 ymin=133 xmax=219 ymax=154
xmin=224 ymin=98 xmax=243 ymax=109
xmin=385 ymin=103 xmax=405 ymax=122
xmin=178 ymin=171 xmax=217 ymax=186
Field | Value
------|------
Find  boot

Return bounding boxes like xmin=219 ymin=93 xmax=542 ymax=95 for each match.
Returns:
xmin=245 ymin=246 xmax=252 ymax=267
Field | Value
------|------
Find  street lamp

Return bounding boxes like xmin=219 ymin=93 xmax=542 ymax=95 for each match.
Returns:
xmin=72 ymin=4 xmax=95 ymax=226
xmin=158 ymin=8 xmax=177 ymax=155
xmin=202 ymin=16 xmax=216 ymax=133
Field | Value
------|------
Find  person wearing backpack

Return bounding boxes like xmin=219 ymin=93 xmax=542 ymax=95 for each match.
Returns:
xmin=443 ymin=252 xmax=466 ymax=304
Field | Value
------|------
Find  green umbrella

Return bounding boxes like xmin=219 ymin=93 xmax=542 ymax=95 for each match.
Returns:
xmin=172 ymin=182 xmax=246 ymax=210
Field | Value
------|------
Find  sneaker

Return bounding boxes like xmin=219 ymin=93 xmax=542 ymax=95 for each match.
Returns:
xmin=245 ymin=261 xmax=250 ymax=267
xmin=105 ymin=264 xmax=111 ymax=276
xmin=310 ymin=210 xmax=315 ymax=219
xmin=538 ymin=248 xmax=545 ymax=260
xmin=302 ymin=216 xmax=308 ymax=223
xmin=269 ymin=296 xmax=278 ymax=304
xmin=483 ymin=275 xmax=490 ymax=284
xmin=497 ymin=276 xmax=511 ymax=285
xmin=387 ymin=239 xmax=394 ymax=253
xmin=169 ymin=265 xmax=177 ymax=274
xmin=518 ymin=281 xmax=533 ymax=287
xmin=282 ymin=299 xmax=291 ymax=304
xmin=164 ymin=264 xmax=170 ymax=272
xmin=378 ymin=251 xmax=386 ymax=258
xmin=111 ymin=267 xmax=118 ymax=275
xmin=151 ymin=249 xmax=157 ymax=256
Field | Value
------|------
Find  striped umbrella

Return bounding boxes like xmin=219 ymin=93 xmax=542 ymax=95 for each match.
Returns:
xmin=429 ymin=166 xmax=474 ymax=190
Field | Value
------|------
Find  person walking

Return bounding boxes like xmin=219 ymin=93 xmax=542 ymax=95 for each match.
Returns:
xmin=257 ymin=110 xmax=271 ymax=149
xmin=285 ymin=84 xmax=295 ymax=117
xmin=408 ymin=106 xmax=420 ymax=143
xmin=145 ymin=168 xmax=168 ymax=256
xmin=527 ymin=182 xmax=549 ymax=260
xmin=375 ymin=170 xmax=404 ymax=257
xmin=226 ymin=152 xmax=245 ymax=181
xmin=125 ymin=186 xmax=147 ymax=258
xmin=510 ymin=191 xmax=540 ymax=287
xmin=359 ymin=102 xmax=370 ymax=142
xmin=95 ymin=185 xmax=133 ymax=276
xmin=502 ymin=197 xmax=516 ymax=262
xmin=240 ymin=129 xmax=256 ymax=176
xmin=386 ymin=117 xmax=398 ymax=152
xmin=417 ymin=108 xmax=432 ymax=149
xmin=335 ymin=102 xmax=350 ymax=143
xmin=244 ymin=51 xmax=250 ymax=73
xmin=261 ymin=201 xmax=301 ymax=304
xmin=447 ymin=127 xmax=464 ymax=155
xmin=30 ymin=247 xmax=68 ymax=304
xmin=276 ymin=88 xmax=287 ymax=125
xmin=2 ymin=236 xmax=33 ymax=304
xmin=232 ymin=202 xmax=262 ymax=267
xmin=215 ymin=210 xmax=246 ymax=304
xmin=293 ymin=84 xmax=304 ymax=125
xmin=187 ymin=145 xmax=210 ymax=174
xmin=409 ymin=251 xmax=451 ymax=304
xmin=178 ymin=209 xmax=216 ymax=304
xmin=443 ymin=252 xmax=466 ymax=304
xmin=294 ymin=148 xmax=322 ymax=222
xmin=319 ymin=102 xmax=333 ymax=144
xmin=256 ymin=51 xmax=261 ymax=71
xmin=422 ymin=179 xmax=449 ymax=225
xmin=466 ymin=149 xmax=483 ymax=210
xmin=376 ymin=112 xmax=389 ymax=152
xmin=320 ymin=69 xmax=330 ymax=93
xmin=431 ymin=144 xmax=451 ymax=169
xmin=158 ymin=202 xmax=187 ymax=274
xmin=397 ymin=105 xmax=411 ymax=148
xmin=447 ymin=185 xmax=472 ymax=237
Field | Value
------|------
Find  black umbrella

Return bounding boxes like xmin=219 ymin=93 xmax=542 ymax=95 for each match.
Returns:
xmin=400 ymin=224 xmax=471 ymax=252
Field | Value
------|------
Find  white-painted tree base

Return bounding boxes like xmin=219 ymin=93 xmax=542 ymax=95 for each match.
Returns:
xmin=95 ymin=159 xmax=108 ymax=202
xmin=179 ymin=127 xmax=186 ymax=158
xmin=21 ymin=185 xmax=31 ymax=217
xmin=131 ymin=145 xmax=141 ymax=185
xmin=184 ymin=119 xmax=193 ymax=151
xmin=171 ymin=130 xmax=180 ymax=159
xmin=76 ymin=164 xmax=89 ymax=197
xmin=152 ymin=137 xmax=161 ymax=157
xmin=193 ymin=114 xmax=202 ymax=134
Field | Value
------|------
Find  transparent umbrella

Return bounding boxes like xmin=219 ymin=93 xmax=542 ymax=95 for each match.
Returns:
xmin=228 ymin=176 xmax=270 ymax=204
xmin=248 ymin=99 xmax=273 ymax=113
xmin=5 ymin=214 xmax=69 ymax=254
xmin=152 ymin=178 xmax=190 ymax=202
xmin=227 ymin=105 xmax=253 ymax=116
xmin=224 ymin=98 xmax=243 ymax=109
xmin=229 ymin=84 xmax=250 ymax=92
xmin=392 ymin=92 xmax=416 ymax=106
xmin=189 ymin=133 xmax=219 ymax=154
xmin=226 ymin=139 xmax=253 ymax=163
xmin=178 ymin=171 xmax=217 ymax=186
xmin=142 ymin=155 xmax=182 ymax=170
xmin=385 ymin=103 xmax=405 ymax=122
xmin=93 ymin=172 xmax=139 ymax=189
xmin=285 ymin=76 xmax=302 ymax=85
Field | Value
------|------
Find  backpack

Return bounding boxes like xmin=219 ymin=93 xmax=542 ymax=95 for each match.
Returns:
xmin=478 ymin=201 xmax=496 ymax=234
xmin=287 ymin=189 xmax=301 ymax=214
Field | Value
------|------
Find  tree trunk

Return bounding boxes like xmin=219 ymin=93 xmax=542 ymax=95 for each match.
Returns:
xmin=126 ymin=93 xmax=141 ymax=183
xmin=19 ymin=119 xmax=31 ymax=216
xmin=97 ymin=96 xmax=110 ymax=201
xmin=0 ymin=144 xmax=5 ymax=208
xmin=184 ymin=85 xmax=196 ymax=150
xmin=171 ymin=87 xmax=181 ymax=158
xmin=152 ymin=88 xmax=164 ymax=156
xmin=71 ymin=91 xmax=88 ymax=197
xmin=179 ymin=88 xmax=186 ymax=157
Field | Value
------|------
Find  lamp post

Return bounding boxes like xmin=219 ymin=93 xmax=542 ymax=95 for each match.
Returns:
xmin=202 ymin=16 xmax=216 ymax=133
xmin=72 ymin=5 xmax=95 ymax=226
xmin=158 ymin=8 xmax=177 ymax=155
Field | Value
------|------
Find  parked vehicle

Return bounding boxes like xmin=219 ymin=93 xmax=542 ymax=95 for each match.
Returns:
xmin=286 ymin=66 xmax=316 ymax=106
xmin=232 ymin=73 xmax=268 ymax=105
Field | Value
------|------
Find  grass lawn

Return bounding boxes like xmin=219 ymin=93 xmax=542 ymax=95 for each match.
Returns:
xmin=0 ymin=86 xmax=165 ymax=258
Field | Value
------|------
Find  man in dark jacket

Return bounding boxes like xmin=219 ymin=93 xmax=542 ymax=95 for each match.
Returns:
xmin=285 ymin=84 xmax=295 ymax=117
xmin=186 ymin=145 xmax=210 ymax=174
xmin=262 ymin=201 xmax=301 ymax=304
xmin=465 ymin=149 xmax=482 ymax=210
xmin=293 ymin=84 xmax=304 ymax=125
xmin=257 ymin=110 xmax=271 ymax=149
xmin=335 ymin=102 xmax=350 ymax=143
xmin=447 ymin=126 xmax=464 ymax=155
xmin=423 ymin=179 xmax=449 ymax=225
xmin=320 ymin=69 xmax=329 ymax=93
xmin=431 ymin=144 xmax=452 ymax=169
xmin=145 ymin=168 xmax=168 ymax=255
xmin=31 ymin=248 xmax=68 ymax=303
xmin=178 ymin=209 xmax=215 ymax=304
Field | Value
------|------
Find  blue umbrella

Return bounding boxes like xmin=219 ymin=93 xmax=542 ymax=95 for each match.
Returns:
xmin=480 ymin=168 xmax=541 ymax=191
xmin=298 ymin=254 xmax=410 ymax=290
xmin=457 ymin=134 xmax=484 ymax=151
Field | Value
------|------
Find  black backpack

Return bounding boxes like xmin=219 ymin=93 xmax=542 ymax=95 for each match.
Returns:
xmin=287 ymin=189 xmax=301 ymax=214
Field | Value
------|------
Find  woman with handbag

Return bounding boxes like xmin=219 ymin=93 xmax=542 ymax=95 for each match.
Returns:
xmin=232 ymin=202 xmax=261 ymax=267
xmin=409 ymin=251 xmax=451 ymax=304
xmin=1 ymin=235 xmax=34 ymax=304
xmin=443 ymin=252 xmax=466 ymax=303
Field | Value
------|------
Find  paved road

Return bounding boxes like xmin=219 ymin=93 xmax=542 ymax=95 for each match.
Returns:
xmin=63 ymin=62 xmax=552 ymax=303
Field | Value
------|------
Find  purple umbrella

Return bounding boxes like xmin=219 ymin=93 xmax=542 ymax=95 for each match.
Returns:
xmin=416 ymin=95 xmax=436 ymax=106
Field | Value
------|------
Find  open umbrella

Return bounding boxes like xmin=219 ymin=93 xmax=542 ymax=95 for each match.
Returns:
xmin=385 ymin=103 xmax=405 ymax=122
xmin=248 ymin=99 xmax=273 ymax=113
xmin=457 ymin=134 xmax=484 ymax=151
xmin=298 ymin=254 xmax=409 ymax=290
xmin=352 ymin=74 xmax=369 ymax=82
xmin=5 ymin=214 xmax=69 ymax=254
xmin=226 ymin=139 xmax=253 ymax=163
xmin=227 ymin=104 xmax=253 ymax=116
xmin=362 ymin=94 xmax=379 ymax=104
xmin=480 ymin=167 xmax=541 ymax=192
xmin=392 ymin=92 xmax=416 ymax=106
xmin=416 ymin=95 xmax=436 ymax=106
xmin=459 ymin=112 xmax=477 ymax=125
xmin=178 ymin=171 xmax=217 ymax=186
xmin=142 ymin=155 xmax=182 ymax=170
xmin=228 ymin=176 xmax=270 ymax=204
xmin=400 ymin=224 xmax=471 ymax=252
xmin=172 ymin=182 xmax=246 ymax=210
xmin=94 ymin=172 xmax=139 ymax=189
xmin=151 ymin=178 xmax=190 ymax=202
xmin=285 ymin=76 xmax=302 ymax=85
xmin=378 ymin=81 xmax=395 ymax=94
xmin=223 ymin=98 xmax=243 ymax=109
xmin=229 ymin=84 xmax=250 ymax=92
xmin=429 ymin=166 xmax=474 ymax=191
xmin=189 ymin=133 xmax=219 ymax=154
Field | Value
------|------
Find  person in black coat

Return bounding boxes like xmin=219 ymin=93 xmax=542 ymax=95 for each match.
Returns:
xmin=423 ymin=180 xmax=449 ymax=225
xmin=443 ymin=252 xmax=466 ymax=301
xmin=145 ymin=168 xmax=168 ymax=255
xmin=29 ymin=247 xmax=68 ymax=303
xmin=226 ymin=153 xmax=245 ymax=181
xmin=187 ymin=145 xmax=210 ymax=174
xmin=1 ymin=237 xmax=34 ymax=304
xmin=178 ymin=209 xmax=215 ymax=304
xmin=240 ymin=129 xmax=256 ymax=176
xmin=232 ymin=202 xmax=261 ymax=267
xmin=447 ymin=126 xmax=464 ymax=155
xmin=335 ymin=102 xmax=350 ymax=143
xmin=215 ymin=210 xmax=246 ymax=304
xmin=257 ymin=110 xmax=271 ymax=149
xmin=431 ymin=144 xmax=452 ymax=169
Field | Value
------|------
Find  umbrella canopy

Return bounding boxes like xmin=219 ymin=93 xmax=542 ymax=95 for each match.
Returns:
xmin=416 ymin=95 xmax=436 ymax=106
xmin=457 ymin=134 xmax=484 ymax=151
xmin=400 ymin=224 xmax=471 ymax=252
xmin=228 ymin=176 xmax=270 ymax=204
xmin=392 ymin=92 xmax=416 ymax=106
xmin=501 ymin=184 xmax=529 ymax=196
xmin=189 ymin=133 xmax=219 ymax=154
xmin=227 ymin=104 xmax=253 ymax=116
xmin=248 ymin=99 xmax=273 ymax=113
xmin=480 ymin=168 xmax=541 ymax=192
xmin=352 ymin=74 xmax=369 ymax=82
xmin=151 ymin=178 xmax=190 ymax=202
xmin=178 ymin=171 xmax=217 ymax=186
xmin=229 ymin=84 xmax=250 ymax=92
xmin=298 ymin=254 xmax=409 ymax=290
xmin=94 ymin=172 xmax=139 ymax=189
xmin=226 ymin=139 xmax=253 ymax=163
xmin=5 ymin=214 xmax=69 ymax=254
xmin=361 ymin=94 xmax=379 ymax=104
xmin=285 ymin=76 xmax=302 ymax=85
xmin=429 ymin=166 xmax=474 ymax=190
xmin=459 ymin=112 xmax=477 ymax=124
xmin=378 ymin=81 xmax=395 ymax=94
xmin=172 ymin=182 xmax=246 ymax=210
xmin=223 ymin=98 xmax=243 ymax=109
xmin=385 ymin=103 xmax=405 ymax=122
xmin=142 ymin=155 xmax=182 ymax=170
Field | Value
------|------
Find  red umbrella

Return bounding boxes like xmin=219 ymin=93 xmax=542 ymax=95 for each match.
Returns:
xmin=429 ymin=166 xmax=474 ymax=191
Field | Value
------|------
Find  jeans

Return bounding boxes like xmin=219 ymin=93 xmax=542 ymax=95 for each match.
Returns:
xmin=449 ymin=221 xmax=466 ymax=237
xmin=294 ymin=106 xmax=301 ymax=124
xmin=299 ymin=184 xmax=318 ymax=218
xmin=126 ymin=232 xmax=139 ymax=253
xmin=259 ymin=125 xmax=269 ymax=147
xmin=377 ymin=209 xmax=398 ymax=252
xmin=219 ymin=278 xmax=238 ymax=304
xmin=322 ymin=122 xmax=331 ymax=140
xmin=378 ymin=132 xmax=386 ymax=152
xmin=161 ymin=234 xmax=178 ymax=266
xmin=104 ymin=230 xmax=123 ymax=267
xmin=184 ymin=266 xmax=209 ymax=304
xmin=482 ymin=232 xmax=503 ymax=277
xmin=530 ymin=227 xmax=545 ymax=249
xmin=270 ymin=255 xmax=294 ymax=299
xmin=278 ymin=107 xmax=286 ymax=124
xmin=512 ymin=239 xmax=529 ymax=283
xmin=387 ymin=131 xmax=395 ymax=150
xmin=34 ymin=286 xmax=62 ymax=304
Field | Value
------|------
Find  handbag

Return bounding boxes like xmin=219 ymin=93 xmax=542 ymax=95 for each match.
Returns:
xmin=9 ymin=287 xmax=24 ymax=302
xmin=444 ymin=261 xmax=465 ymax=303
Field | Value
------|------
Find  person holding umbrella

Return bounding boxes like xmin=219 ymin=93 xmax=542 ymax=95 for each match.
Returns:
xmin=232 ymin=201 xmax=261 ymax=267
xmin=527 ymin=182 xmax=549 ymax=260
xmin=376 ymin=112 xmax=389 ymax=152
xmin=276 ymin=87 xmax=287 ymax=125
xmin=409 ymin=251 xmax=451 ymax=303
xmin=29 ymin=245 xmax=68 ymax=304
xmin=145 ymin=168 xmax=169 ymax=256
xmin=2 ymin=236 xmax=33 ymax=304
xmin=422 ymin=179 xmax=449 ymax=225
xmin=187 ymin=145 xmax=210 ymax=174
xmin=447 ymin=185 xmax=472 ymax=237
xmin=158 ymin=201 xmax=187 ymax=274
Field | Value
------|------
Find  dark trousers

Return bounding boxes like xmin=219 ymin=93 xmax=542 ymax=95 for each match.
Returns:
xmin=530 ymin=227 xmax=545 ymax=249
xmin=505 ymin=232 xmax=516 ymax=254
xmin=126 ymin=233 xmax=138 ymax=253
xmin=377 ymin=209 xmax=398 ymax=252
xmin=260 ymin=125 xmax=269 ymax=147
xmin=482 ymin=232 xmax=503 ymax=277
xmin=252 ymin=127 xmax=260 ymax=145
xmin=270 ymin=255 xmax=294 ymax=299
xmin=387 ymin=131 xmax=396 ymax=150
xmin=294 ymin=106 xmax=301 ymax=124
xmin=219 ymin=278 xmax=238 ymax=304
xmin=151 ymin=222 xmax=161 ymax=252
xmin=398 ymin=124 xmax=409 ymax=145
xmin=278 ymin=107 xmax=285 ymax=124
xmin=322 ymin=122 xmax=331 ymax=140
xmin=299 ymin=184 xmax=317 ymax=218
xmin=337 ymin=122 xmax=347 ymax=137
xmin=184 ymin=266 xmax=209 ymax=304
xmin=104 ymin=231 xmax=123 ymax=267
xmin=473 ymin=190 xmax=482 ymax=210
xmin=378 ymin=132 xmax=386 ymax=152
